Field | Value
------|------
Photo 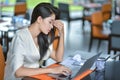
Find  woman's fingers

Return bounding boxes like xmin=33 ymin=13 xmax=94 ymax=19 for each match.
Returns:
xmin=51 ymin=65 xmax=72 ymax=75
xmin=53 ymin=20 xmax=64 ymax=30
xmin=53 ymin=20 xmax=64 ymax=36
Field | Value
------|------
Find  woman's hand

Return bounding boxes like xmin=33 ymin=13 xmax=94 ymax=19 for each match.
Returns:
xmin=53 ymin=20 xmax=64 ymax=36
xmin=50 ymin=65 xmax=71 ymax=76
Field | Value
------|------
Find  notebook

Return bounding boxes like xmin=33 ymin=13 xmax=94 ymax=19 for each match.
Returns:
xmin=48 ymin=52 xmax=102 ymax=80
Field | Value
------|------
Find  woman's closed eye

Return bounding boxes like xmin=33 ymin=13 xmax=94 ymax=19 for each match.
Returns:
xmin=49 ymin=21 xmax=54 ymax=25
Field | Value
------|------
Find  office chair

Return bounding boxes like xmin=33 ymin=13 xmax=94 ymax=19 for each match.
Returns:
xmin=14 ymin=2 xmax=27 ymax=17
xmin=53 ymin=29 xmax=59 ymax=50
xmin=101 ymin=3 xmax=112 ymax=22
xmin=89 ymin=11 xmax=109 ymax=52
xmin=15 ymin=0 xmax=30 ymax=20
xmin=58 ymin=3 xmax=83 ymax=32
xmin=108 ymin=20 xmax=120 ymax=55
xmin=83 ymin=2 xmax=112 ymax=27
xmin=0 ymin=44 xmax=5 ymax=80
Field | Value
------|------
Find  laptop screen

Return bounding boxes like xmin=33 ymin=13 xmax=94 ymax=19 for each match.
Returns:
xmin=48 ymin=52 xmax=102 ymax=79
xmin=74 ymin=52 xmax=102 ymax=77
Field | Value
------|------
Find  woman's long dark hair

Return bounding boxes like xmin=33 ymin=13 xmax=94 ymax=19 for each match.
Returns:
xmin=30 ymin=3 xmax=60 ymax=61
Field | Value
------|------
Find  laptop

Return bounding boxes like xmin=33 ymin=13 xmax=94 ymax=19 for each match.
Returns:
xmin=48 ymin=52 xmax=102 ymax=80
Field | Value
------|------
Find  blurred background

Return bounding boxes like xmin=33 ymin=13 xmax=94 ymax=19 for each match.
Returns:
xmin=1 ymin=0 xmax=120 ymax=80
xmin=0 ymin=0 xmax=120 ymax=63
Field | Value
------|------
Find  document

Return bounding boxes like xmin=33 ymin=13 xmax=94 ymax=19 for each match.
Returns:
xmin=60 ymin=54 xmax=86 ymax=70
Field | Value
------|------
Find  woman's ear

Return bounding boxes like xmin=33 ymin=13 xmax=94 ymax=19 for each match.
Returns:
xmin=37 ymin=16 xmax=42 ymax=24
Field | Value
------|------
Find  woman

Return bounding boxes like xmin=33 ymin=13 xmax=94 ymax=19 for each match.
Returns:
xmin=4 ymin=3 xmax=71 ymax=80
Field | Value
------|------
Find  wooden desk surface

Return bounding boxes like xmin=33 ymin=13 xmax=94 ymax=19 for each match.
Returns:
xmin=22 ymin=51 xmax=98 ymax=80
xmin=23 ymin=60 xmax=120 ymax=80
xmin=22 ymin=63 xmax=93 ymax=80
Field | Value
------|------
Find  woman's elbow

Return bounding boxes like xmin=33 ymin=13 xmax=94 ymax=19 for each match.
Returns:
xmin=15 ymin=72 xmax=21 ymax=78
xmin=15 ymin=68 xmax=23 ymax=78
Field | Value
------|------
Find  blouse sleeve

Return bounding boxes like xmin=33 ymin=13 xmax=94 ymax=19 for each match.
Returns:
xmin=8 ymin=34 xmax=26 ymax=75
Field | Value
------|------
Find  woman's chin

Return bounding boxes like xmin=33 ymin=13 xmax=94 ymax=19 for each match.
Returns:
xmin=43 ymin=31 xmax=49 ymax=35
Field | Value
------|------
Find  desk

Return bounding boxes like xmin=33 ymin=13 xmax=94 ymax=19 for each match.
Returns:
xmin=22 ymin=52 xmax=120 ymax=80
xmin=22 ymin=63 xmax=93 ymax=80
xmin=22 ymin=51 xmax=99 ymax=80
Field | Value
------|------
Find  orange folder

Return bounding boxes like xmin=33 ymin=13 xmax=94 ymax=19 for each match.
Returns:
xmin=30 ymin=64 xmax=94 ymax=80
xmin=72 ymin=69 xmax=93 ymax=80
xmin=30 ymin=64 xmax=60 ymax=80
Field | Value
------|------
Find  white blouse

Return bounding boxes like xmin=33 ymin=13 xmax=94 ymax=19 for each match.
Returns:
xmin=4 ymin=28 xmax=53 ymax=80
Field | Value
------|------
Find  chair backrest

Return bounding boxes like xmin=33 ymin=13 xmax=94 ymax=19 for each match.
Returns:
xmin=53 ymin=29 xmax=59 ymax=50
xmin=89 ymin=11 xmax=108 ymax=52
xmin=91 ymin=11 xmax=107 ymax=39
xmin=108 ymin=21 xmax=120 ymax=54
xmin=14 ymin=2 xmax=27 ymax=16
xmin=101 ymin=3 xmax=112 ymax=21
xmin=0 ymin=44 xmax=5 ymax=80
xmin=91 ymin=11 xmax=103 ymax=26
xmin=58 ymin=3 xmax=70 ymax=20
xmin=109 ymin=35 xmax=120 ymax=51
xmin=111 ymin=20 xmax=120 ymax=35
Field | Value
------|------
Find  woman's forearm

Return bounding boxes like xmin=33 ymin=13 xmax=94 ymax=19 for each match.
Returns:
xmin=15 ymin=66 xmax=52 ymax=78
xmin=55 ymin=32 xmax=64 ymax=62
xmin=52 ymin=20 xmax=64 ymax=62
